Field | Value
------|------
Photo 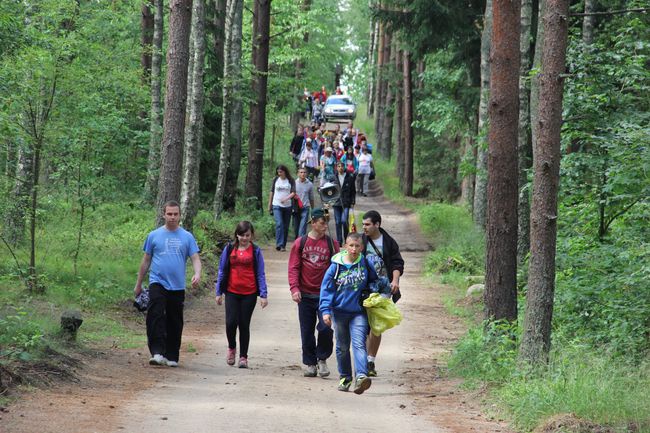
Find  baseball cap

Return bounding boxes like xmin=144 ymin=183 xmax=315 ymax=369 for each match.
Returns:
xmin=324 ymin=147 xmax=333 ymax=152
xmin=309 ymin=208 xmax=326 ymax=222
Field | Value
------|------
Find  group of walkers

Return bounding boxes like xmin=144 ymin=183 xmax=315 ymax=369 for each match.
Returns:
xmin=303 ymin=85 xmax=344 ymax=124
xmin=135 ymin=200 xmax=403 ymax=396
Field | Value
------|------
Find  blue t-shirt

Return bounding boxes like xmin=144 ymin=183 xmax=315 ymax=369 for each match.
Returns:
xmin=143 ymin=226 xmax=200 ymax=291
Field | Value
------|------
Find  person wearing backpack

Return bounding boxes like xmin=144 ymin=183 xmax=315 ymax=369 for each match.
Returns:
xmin=320 ymin=232 xmax=378 ymax=395
xmin=288 ymin=208 xmax=340 ymax=378
xmin=215 ymin=221 xmax=268 ymax=369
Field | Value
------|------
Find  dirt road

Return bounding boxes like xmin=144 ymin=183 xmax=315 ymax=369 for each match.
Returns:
xmin=3 ymin=187 xmax=511 ymax=433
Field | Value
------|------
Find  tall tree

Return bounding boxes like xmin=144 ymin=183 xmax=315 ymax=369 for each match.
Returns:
xmin=394 ymin=44 xmax=404 ymax=179
xmin=181 ymin=0 xmax=206 ymax=231
xmin=473 ymin=0 xmax=493 ymax=229
xmin=517 ymin=0 xmax=534 ymax=263
xmin=379 ymin=37 xmax=395 ymax=161
xmin=519 ymin=0 xmax=570 ymax=365
xmin=373 ymin=20 xmax=386 ymax=145
xmin=141 ymin=1 xmax=154 ymax=83
xmin=484 ymin=0 xmax=520 ymax=323
xmin=530 ymin=0 xmax=546 ymax=163
xmin=401 ymin=50 xmax=414 ymax=196
xmin=155 ymin=0 xmax=193 ymax=225
xmin=289 ymin=0 xmax=311 ymax=134
xmin=244 ymin=0 xmax=272 ymax=207
xmin=143 ymin=0 xmax=164 ymax=204
xmin=582 ymin=0 xmax=596 ymax=47
xmin=367 ymin=18 xmax=378 ymax=116
xmin=213 ymin=0 xmax=243 ymax=217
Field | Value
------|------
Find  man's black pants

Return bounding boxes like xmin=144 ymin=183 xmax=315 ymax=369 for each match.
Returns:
xmin=147 ymin=283 xmax=185 ymax=362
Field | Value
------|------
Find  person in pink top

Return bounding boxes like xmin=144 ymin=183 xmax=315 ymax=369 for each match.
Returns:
xmin=288 ymin=208 xmax=340 ymax=378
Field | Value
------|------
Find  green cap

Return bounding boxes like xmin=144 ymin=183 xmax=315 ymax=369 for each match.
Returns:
xmin=309 ymin=208 xmax=326 ymax=222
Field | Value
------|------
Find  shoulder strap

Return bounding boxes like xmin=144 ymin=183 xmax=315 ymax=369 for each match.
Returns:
xmin=326 ymin=235 xmax=334 ymax=258
xmin=367 ymin=236 xmax=383 ymax=260
xmin=333 ymin=263 xmax=341 ymax=282
xmin=299 ymin=235 xmax=308 ymax=254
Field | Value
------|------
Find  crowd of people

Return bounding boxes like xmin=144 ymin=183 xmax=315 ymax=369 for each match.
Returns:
xmin=135 ymin=199 xmax=404 ymax=396
xmin=303 ymin=85 xmax=344 ymax=124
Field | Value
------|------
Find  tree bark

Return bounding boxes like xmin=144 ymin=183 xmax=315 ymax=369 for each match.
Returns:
xmin=395 ymin=46 xmax=404 ymax=179
xmin=530 ymin=0 xmax=546 ymax=160
xmin=460 ymin=135 xmax=476 ymax=208
xmin=379 ymin=37 xmax=395 ymax=161
xmin=213 ymin=0 xmax=243 ymax=217
xmin=473 ymin=0 xmax=493 ymax=229
xmin=289 ymin=0 xmax=311 ymax=134
xmin=155 ymin=0 xmax=193 ymax=226
xmin=484 ymin=0 xmax=520 ymax=323
xmin=582 ymin=0 xmax=596 ymax=47
xmin=244 ymin=0 xmax=272 ymax=207
xmin=4 ymin=139 xmax=32 ymax=246
xmin=143 ymin=0 xmax=164 ymax=204
xmin=401 ymin=51 xmax=414 ymax=197
xmin=367 ymin=18 xmax=378 ymax=116
xmin=141 ymin=1 xmax=154 ymax=84
xmin=519 ymin=0 xmax=570 ymax=365
xmin=374 ymin=21 xmax=386 ymax=144
xmin=518 ymin=0 xmax=534 ymax=264
xmin=181 ymin=0 xmax=206 ymax=232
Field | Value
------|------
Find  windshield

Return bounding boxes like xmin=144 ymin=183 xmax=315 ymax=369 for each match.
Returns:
xmin=326 ymin=96 xmax=353 ymax=105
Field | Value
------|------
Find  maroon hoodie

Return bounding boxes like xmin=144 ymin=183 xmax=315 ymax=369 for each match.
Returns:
xmin=288 ymin=235 xmax=340 ymax=296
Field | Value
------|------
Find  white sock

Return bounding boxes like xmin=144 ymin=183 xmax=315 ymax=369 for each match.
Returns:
xmin=367 ymin=356 xmax=375 ymax=362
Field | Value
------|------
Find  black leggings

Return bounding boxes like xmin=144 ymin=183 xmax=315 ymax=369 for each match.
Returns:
xmin=225 ymin=292 xmax=257 ymax=358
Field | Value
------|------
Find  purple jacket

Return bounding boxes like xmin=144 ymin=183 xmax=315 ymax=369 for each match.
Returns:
xmin=215 ymin=243 xmax=268 ymax=298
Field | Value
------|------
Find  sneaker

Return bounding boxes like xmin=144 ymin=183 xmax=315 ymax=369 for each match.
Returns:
xmin=276 ymin=246 xmax=281 ymax=251
xmin=149 ymin=354 xmax=168 ymax=366
xmin=317 ymin=360 xmax=330 ymax=378
xmin=226 ymin=348 xmax=236 ymax=366
xmin=353 ymin=375 xmax=372 ymax=395
xmin=238 ymin=357 xmax=248 ymax=368
xmin=165 ymin=360 xmax=179 ymax=367
xmin=304 ymin=364 xmax=317 ymax=377
xmin=367 ymin=361 xmax=377 ymax=377
xmin=338 ymin=377 xmax=352 ymax=392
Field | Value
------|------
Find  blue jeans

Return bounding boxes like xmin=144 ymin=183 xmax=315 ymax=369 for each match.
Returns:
xmin=332 ymin=206 xmax=350 ymax=245
xmin=294 ymin=206 xmax=310 ymax=238
xmin=273 ymin=205 xmax=292 ymax=248
xmin=298 ymin=296 xmax=333 ymax=365
xmin=332 ymin=311 xmax=369 ymax=379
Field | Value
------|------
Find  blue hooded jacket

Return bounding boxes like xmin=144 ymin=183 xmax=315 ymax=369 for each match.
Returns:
xmin=319 ymin=251 xmax=378 ymax=316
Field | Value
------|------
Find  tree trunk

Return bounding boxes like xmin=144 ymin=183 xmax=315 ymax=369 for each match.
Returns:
xmin=518 ymin=0 xmax=534 ymax=264
xmin=289 ymin=0 xmax=311 ymax=134
xmin=4 ymin=140 xmax=32 ymax=246
xmin=460 ymin=135 xmax=476 ymax=208
xmin=374 ymin=21 xmax=386 ymax=144
xmin=213 ymin=0 xmax=243 ymax=217
xmin=519 ymin=0 xmax=570 ymax=365
xmin=244 ymin=0 xmax=272 ymax=207
xmin=199 ymin=0 xmax=225 ymax=196
xmin=155 ymin=0 xmax=193 ymax=226
xmin=473 ymin=0 xmax=493 ymax=229
xmin=484 ymin=0 xmax=520 ymax=323
xmin=379 ymin=38 xmax=395 ymax=161
xmin=530 ymin=0 xmax=546 ymax=159
xmin=395 ymin=48 xmax=404 ymax=179
xmin=582 ymin=0 xmax=596 ymax=47
xmin=181 ymin=0 xmax=206 ymax=232
xmin=401 ymin=51 xmax=414 ymax=197
xmin=143 ymin=0 xmax=164 ymax=204
xmin=141 ymin=1 xmax=154 ymax=84
xmin=367 ymin=18 xmax=378 ymax=116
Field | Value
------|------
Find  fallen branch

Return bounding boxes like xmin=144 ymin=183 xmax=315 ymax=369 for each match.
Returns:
xmin=570 ymin=7 xmax=649 ymax=17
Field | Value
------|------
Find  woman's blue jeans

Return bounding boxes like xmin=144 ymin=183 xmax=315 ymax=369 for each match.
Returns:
xmin=273 ymin=205 xmax=292 ymax=248
xmin=332 ymin=206 xmax=350 ymax=245
xmin=332 ymin=311 xmax=369 ymax=380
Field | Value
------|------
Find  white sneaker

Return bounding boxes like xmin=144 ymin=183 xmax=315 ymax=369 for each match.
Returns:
xmin=317 ymin=359 xmax=330 ymax=377
xmin=149 ymin=354 xmax=168 ymax=366
xmin=165 ymin=360 xmax=179 ymax=367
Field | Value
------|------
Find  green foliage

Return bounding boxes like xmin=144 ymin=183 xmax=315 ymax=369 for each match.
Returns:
xmin=0 ymin=305 xmax=45 ymax=360
xmin=419 ymin=203 xmax=484 ymax=279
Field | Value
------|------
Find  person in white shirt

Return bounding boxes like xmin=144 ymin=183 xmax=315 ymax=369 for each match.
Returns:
xmin=267 ymin=165 xmax=296 ymax=251
xmin=357 ymin=146 xmax=374 ymax=196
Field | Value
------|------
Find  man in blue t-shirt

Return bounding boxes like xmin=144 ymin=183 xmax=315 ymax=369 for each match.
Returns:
xmin=134 ymin=201 xmax=201 ymax=367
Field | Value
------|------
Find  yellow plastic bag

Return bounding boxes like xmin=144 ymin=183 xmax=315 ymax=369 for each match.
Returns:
xmin=363 ymin=293 xmax=403 ymax=336
xmin=349 ymin=211 xmax=357 ymax=233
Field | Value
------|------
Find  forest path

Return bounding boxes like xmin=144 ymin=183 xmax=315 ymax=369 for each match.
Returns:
xmin=3 ymin=185 xmax=511 ymax=433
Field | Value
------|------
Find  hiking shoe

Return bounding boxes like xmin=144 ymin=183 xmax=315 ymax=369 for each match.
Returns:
xmin=238 ymin=357 xmax=248 ymax=368
xmin=226 ymin=348 xmax=236 ymax=366
xmin=353 ymin=375 xmax=372 ymax=395
xmin=149 ymin=354 xmax=168 ymax=366
xmin=338 ymin=377 xmax=352 ymax=392
xmin=165 ymin=360 xmax=179 ymax=367
xmin=304 ymin=364 xmax=317 ymax=377
xmin=367 ymin=361 xmax=377 ymax=377
xmin=317 ymin=360 xmax=330 ymax=378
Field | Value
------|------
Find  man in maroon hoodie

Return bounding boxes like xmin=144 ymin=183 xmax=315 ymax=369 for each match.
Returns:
xmin=288 ymin=208 xmax=340 ymax=377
